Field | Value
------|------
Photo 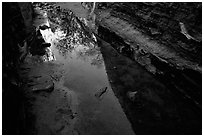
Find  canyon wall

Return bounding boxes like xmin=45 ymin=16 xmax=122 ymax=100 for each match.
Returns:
xmin=2 ymin=2 xmax=34 ymax=134
xmin=95 ymin=2 xmax=202 ymax=107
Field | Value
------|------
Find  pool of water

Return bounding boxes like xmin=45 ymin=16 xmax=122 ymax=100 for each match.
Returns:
xmin=38 ymin=4 xmax=134 ymax=134
xmin=53 ymin=39 xmax=134 ymax=135
xmin=32 ymin=3 xmax=202 ymax=135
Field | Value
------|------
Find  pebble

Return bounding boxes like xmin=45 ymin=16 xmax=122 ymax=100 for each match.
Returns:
xmin=127 ymin=91 xmax=138 ymax=102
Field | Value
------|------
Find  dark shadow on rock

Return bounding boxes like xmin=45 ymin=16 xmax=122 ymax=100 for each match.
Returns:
xmin=97 ymin=25 xmax=202 ymax=109
xmin=97 ymin=36 xmax=202 ymax=135
xmin=2 ymin=78 xmax=25 ymax=134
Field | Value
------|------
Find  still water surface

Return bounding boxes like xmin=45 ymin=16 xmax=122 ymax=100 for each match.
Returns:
xmin=39 ymin=6 xmax=134 ymax=134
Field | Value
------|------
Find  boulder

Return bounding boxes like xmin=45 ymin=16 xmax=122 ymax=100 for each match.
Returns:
xmin=26 ymin=75 xmax=54 ymax=93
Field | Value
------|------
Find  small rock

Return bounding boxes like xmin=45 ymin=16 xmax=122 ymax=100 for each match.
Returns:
xmin=109 ymin=80 xmax=113 ymax=83
xmin=32 ymin=82 xmax=54 ymax=93
xmin=127 ymin=91 xmax=138 ymax=102
xmin=149 ymin=28 xmax=161 ymax=35
xmin=95 ymin=87 xmax=108 ymax=100
xmin=28 ymin=75 xmax=54 ymax=93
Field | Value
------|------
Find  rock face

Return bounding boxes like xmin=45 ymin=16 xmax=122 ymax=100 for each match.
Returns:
xmin=95 ymin=2 xmax=202 ymax=107
xmin=2 ymin=2 xmax=34 ymax=134
xmin=2 ymin=2 xmax=34 ymax=71
xmin=18 ymin=2 xmax=35 ymax=33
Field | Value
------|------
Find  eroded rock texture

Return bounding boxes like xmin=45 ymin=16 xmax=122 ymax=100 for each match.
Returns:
xmin=95 ymin=2 xmax=202 ymax=108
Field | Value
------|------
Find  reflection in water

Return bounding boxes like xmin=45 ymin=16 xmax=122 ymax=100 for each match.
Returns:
xmin=37 ymin=4 xmax=134 ymax=134
xmin=32 ymin=3 xmax=201 ymax=134
xmin=42 ymin=5 xmax=103 ymax=68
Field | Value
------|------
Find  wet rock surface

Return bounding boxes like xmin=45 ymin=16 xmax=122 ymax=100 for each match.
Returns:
xmin=95 ymin=2 xmax=202 ymax=109
xmin=96 ymin=2 xmax=202 ymax=62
